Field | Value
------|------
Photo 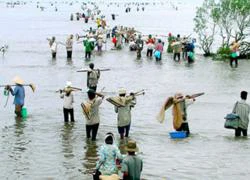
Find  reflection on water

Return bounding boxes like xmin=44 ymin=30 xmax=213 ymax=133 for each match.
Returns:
xmin=83 ymin=140 xmax=99 ymax=175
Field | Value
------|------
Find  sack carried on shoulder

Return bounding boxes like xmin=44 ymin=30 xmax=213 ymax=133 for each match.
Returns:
xmin=224 ymin=113 xmax=239 ymax=129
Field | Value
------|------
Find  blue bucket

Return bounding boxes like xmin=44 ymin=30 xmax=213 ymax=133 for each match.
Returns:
xmin=169 ymin=131 xmax=187 ymax=139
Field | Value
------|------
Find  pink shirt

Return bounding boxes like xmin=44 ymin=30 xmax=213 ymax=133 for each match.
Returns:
xmin=155 ymin=43 xmax=163 ymax=52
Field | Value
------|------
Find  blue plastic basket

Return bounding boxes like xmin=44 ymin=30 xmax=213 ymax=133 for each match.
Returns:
xmin=169 ymin=131 xmax=187 ymax=139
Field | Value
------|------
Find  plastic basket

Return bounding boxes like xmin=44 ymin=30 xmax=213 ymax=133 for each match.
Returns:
xmin=169 ymin=131 xmax=187 ymax=139
xmin=21 ymin=107 xmax=28 ymax=118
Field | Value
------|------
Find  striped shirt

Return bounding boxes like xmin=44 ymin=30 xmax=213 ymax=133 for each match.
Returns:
xmin=233 ymin=100 xmax=250 ymax=129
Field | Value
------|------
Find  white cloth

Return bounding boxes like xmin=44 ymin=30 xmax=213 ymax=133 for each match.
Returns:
xmin=85 ymin=97 xmax=103 ymax=125
xmin=50 ymin=42 xmax=57 ymax=53
xmin=60 ymin=92 xmax=74 ymax=109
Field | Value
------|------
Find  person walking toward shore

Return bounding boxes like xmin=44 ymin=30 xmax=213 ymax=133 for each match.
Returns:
xmin=60 ymin=81 xmax=74 ymax=123
xmin=81 ymin=89 xmax=104 ymax=141
xmin=5 ymin=76 xmax=25 ymax=118
xmin=232 ymin=91 xmax=250 ymax=137
xmin=65 ymin=34 xmax=74 ymax=59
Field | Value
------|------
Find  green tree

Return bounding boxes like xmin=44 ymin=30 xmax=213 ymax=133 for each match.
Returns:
xmin=194 ymin=0 xmax=217 ymax=56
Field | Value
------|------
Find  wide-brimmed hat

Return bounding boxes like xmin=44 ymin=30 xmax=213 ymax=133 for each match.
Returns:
xmin=99 ymin=174 xmax=120 ymax=180
xmin=13 ymin=76 xmax=24 ymax=85
xmin=118 ymin=88 xmax=126 ymax=95
xmin=125 ymin=140 xmax=139 ymax=152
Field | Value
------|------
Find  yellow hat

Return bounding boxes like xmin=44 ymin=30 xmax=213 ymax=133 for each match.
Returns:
xmin=125 ymin=140 xmax=139 ymax=152
xmin=13 ymin=76 xmax=24 ymax=85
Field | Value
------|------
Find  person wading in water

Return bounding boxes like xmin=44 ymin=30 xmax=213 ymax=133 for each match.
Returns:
xmin=87 ymin=63 xmax=100 ymax=92
xmin=5 ymin=76 xmax=25 ymax=118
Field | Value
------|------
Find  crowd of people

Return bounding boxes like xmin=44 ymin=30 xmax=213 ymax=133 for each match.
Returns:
xmin=1 ymin=1 xmax=248 ymax=180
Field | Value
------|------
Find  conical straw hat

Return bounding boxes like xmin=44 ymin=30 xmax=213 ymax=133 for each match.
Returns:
xmin=13 ymin=76 xmax=24 ymax=85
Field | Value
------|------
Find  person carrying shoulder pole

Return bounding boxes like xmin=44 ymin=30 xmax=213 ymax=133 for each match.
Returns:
xmin=115 ymin=88 xmax=136 ymax=139
xmin=87 ymin=63 xmax=100 ymax=92
xmin=81 ymin=89 xmax=104 ymax=141
xmin=60 ymin=81 xmax=75 ymax=123
xmin=5 ymin=76 xmax=25 ymax=118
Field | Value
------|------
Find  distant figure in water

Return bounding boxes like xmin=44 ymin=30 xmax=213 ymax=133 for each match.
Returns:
xmin=47 ymin=36 xmax=58 ymax=59
xmin=65 ymin=34 xmax=73 ymax=59
xmin=232 ymin=91 xmax=250 ymax=137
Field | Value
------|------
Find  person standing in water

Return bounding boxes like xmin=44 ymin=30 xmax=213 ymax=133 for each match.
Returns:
xmin=81 ymin=89 xmax=104 ymax=141
xmin=60 ymin=81 xmax=74 ymax=123
xmin=114 ymin=89 xmax=136 ymax=139
xmin=47 ymin=36 xmax=58 ymax=59
xmin=65 ymin=34 xmax=74 ymax=59
xmin=232 ymin=91 xmax=250 ymax=137
xmin=87 ymin=63 xmax=100 ymax=92
xmin=5 ymin=76 xmax=25 ymax=118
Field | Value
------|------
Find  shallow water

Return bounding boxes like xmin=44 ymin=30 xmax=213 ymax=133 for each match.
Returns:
xmin=0 ymin=1 xmax=250 ymax=180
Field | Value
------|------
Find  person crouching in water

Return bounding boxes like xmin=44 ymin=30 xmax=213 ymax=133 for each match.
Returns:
xmin=115 ymin=89 xmax=136 ymax=139
xmin=65 ymin=34 xmax=74 ymax=59
xmin=95 ymin=132 xmax=123 ymax=177
xmin=47 ymin=36 xmax=58 ymax=59
xmin=60 ymin=81 xmax=74 ymax=123
xmin=82 ymin=89 xmax=104 ymax=141
xmin=5 ymin=76 xmax=25 ymax=118
xmin=173 ymin=93 xmax=195 ymax=136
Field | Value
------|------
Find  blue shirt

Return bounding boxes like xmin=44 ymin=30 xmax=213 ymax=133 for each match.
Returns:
xmin=11 ymin=85 xmax=25 ymax=105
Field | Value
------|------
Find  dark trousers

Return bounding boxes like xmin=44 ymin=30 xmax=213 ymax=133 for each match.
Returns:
xmin=88 ymin=86 xmax=97 ymax=92
xmin=174 ymin=53 xmax=181 ymax=61
xmin=230 ymin=58 xmax=238 ymax=68
xmin=86 ymin=123 xmax=99 ymax=141
xmin=67 ymin=51 xmax=72 ymax=59
xmin=63 ymin=108 xmax=74 ymax=122
xmin=235 ymin=127 xmax=247 ymax=137
xmin=176 ymin=122 xmax=190 ymax=136
xmin=85 ymin=51 xmax=91 ymax=59
xmin=147 ymin=49 xmax=153 ymax=57
xmin=15 ymin=104 xmax=23 ymax=117
xmin=118 ymin=124 xmax=131 ymax=139
xmin=52 ymin=52 xmax=56 ymax=59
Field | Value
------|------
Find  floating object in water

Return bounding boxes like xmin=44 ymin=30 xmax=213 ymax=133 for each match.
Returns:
xmin=169 ymin=131 xmax=187 ymax=139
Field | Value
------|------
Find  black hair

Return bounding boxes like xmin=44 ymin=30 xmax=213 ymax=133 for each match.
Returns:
xmin=89 ymin=63 xmax=94 ymax=69
xmin=119 ymin=94 xmax=126 ymax=97
xmin=88 ymin=91 xmax=96 ymax=100
xmin=105 ymin=135 xmax=113 ymax=145
xmin=241 ymin=91 xmax=248 ymax=100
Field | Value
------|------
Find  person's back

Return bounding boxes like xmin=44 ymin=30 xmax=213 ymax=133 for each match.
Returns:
xmin=122 ymin=153 xmax=142 ymax=180
xmin=13 ymin=85 xmax=25 ymax=105
xmin=122 ymin=141 xmax=143 ymax=180
xmin=233 ymin=91 xmax=250 ymax=136
xmin=233 ymin=99 xmax=250 ymax=130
